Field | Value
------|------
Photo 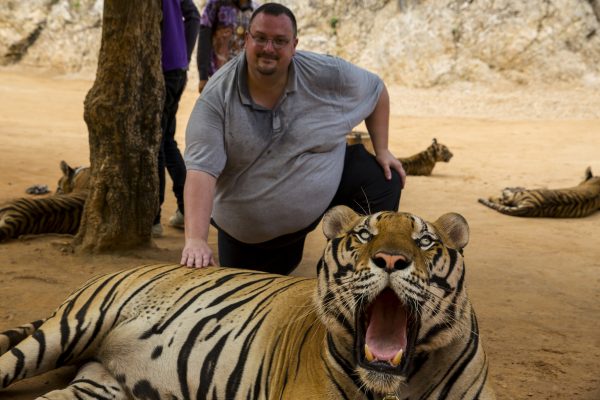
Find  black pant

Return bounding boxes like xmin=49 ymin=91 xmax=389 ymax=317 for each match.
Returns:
xmin=216 ymin=144 xmax=402 ymax=274
xmin=155 ymin=69 xmax=187 ymax=224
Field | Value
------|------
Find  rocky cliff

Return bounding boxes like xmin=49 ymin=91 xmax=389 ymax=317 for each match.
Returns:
xmin=1 ymin=0 xmax=599 ymax=87
xmin=0 ymin=0 xmax=103 ymax=72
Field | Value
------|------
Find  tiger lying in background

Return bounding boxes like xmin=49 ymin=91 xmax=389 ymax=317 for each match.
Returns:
xmin=0 ymin=206 xmax=494 ymax=399
xmin=478 ymin=167 xmax=600 ymax=217
xmin=0 ymin=161 xmax=90 ymax=242
xmin=347 ymin=133 xmax=453 ymax=175
xmin=56 ymin=160 xmax=91 ymax=194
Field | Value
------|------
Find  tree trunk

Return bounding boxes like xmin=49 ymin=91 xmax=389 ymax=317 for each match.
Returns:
xmin=74 ymin=0 xmax=164 ymax=252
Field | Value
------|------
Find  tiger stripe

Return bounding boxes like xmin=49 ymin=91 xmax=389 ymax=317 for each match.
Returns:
xmin=0 ymin=320 xmax=44 ymax=356
xmin=346 ymin=134 xmax=453 ymax=176
xmin=0 ymin=207 xmax=495 ymax=399
xmin=0 ymin=192 xmax=87 ymax=241
xmin=479 ymin=167 xmax=600 ymax=218
xmin=397 ymin=138 xmax=453 ymax=176
xmin=0 ymin=160 xmax=90 ymax=243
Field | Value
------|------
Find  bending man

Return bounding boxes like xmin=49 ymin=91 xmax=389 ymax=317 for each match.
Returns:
xmin=182 ymin=3 xmax=405 ymax=274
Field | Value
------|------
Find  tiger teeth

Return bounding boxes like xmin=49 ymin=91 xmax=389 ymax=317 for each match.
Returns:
xmin=364 ymin=345 xmax=403 ymax=366
xmin=365 ymin=344 xmax=375 ymax=362
xmin=389 ymin=349 xmax=403 ymax=367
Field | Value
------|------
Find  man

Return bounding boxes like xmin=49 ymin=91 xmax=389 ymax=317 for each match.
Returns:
xmin=196 ymin=0 xmax=258 ymax=93
xmin=182 ymin=3 xmax=405 ymax=273
xmin=154 ymin=0 xmax=200 ymax=237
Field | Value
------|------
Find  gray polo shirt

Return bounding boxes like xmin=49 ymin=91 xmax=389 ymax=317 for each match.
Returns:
xmin=184 ymin=50 xmax=383 ymax=243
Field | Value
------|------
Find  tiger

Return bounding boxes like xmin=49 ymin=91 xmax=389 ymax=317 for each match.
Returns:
xmin=56 ymin=160 xmax=91 ymax=194
xmin=0 ymin=161 xmax=90 ymax=242
xmin=478 ymin=167 xmax=600 ymax=217
xmin=347 ymin=133 xmax=453 ymax=176
xmin=0 ymin=205 xmax=495 ymax=399
xmin=398 ymin=138 xmax=454 ymax=176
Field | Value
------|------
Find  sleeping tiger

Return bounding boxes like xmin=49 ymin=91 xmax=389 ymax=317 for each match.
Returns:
xmin=347 ymin=133 xmax=453 ymax=176
xmin=478 ymin=167 xmax=600 ymax=217
xmin=0 ymin=206 xmax=494 ymax=399
xmin=0 ymin=161 xmax=90 ymax=242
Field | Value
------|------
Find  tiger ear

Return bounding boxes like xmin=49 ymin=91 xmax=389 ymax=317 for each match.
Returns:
xmin=60 ymin=160 xmax=74 ymax=178
xmin=432 ymin=138 xmax=437 ymax=145
xmin=433 ymin=213 xmax=469 ymax=250
xmin=322 ymin=205 xmax=360 ymax=240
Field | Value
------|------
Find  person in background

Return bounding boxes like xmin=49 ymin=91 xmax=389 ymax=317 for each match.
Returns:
xmin=196 ymin=0 xmax=258 ymax=93
xmin=182 ymin=3 xmax=405 ymax=273
xmin=153 ymin=0 xmax=200 ymax=237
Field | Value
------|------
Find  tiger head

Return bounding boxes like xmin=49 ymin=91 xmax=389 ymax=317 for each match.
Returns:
xmin=57 ymin=160 xmax=90 ymax=194
xmin=429 ymin=138 xmax=453 ymax=162
xmin=496 ymin=186 xmax=527 ymax=205
xmin=316 ymin=205 xmax=471 ymax=394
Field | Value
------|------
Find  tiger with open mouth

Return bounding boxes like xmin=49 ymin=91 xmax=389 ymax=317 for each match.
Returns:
xmin=0 ymin=206 xmax=494 ymax=399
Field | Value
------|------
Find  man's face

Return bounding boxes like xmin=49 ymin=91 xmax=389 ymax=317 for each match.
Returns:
xmin=245 ymin=13 xmax=298 ymax=77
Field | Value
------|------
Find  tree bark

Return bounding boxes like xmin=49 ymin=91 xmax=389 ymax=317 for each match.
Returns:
xmin=74 ymin=0 xmax=164 ymax=252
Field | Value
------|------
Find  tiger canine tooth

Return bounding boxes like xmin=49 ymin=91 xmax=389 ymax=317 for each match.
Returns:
xmin=364 ymin=344 xmax=375 ymax=362
xmin=389 ymin=349 xmax=403 ymax=366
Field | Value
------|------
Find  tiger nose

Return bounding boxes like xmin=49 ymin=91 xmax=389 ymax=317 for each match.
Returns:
xmin=372 ymin=252 xmax=411 ymax=271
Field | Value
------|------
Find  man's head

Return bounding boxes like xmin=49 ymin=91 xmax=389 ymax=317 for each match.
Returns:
xmin=249 ymin=3 xmax=297 ymax=37
xmin=245 ymin=3 xmax=298 ymax=77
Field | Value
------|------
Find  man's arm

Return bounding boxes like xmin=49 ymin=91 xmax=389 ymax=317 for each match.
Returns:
xmin=365 ymin=84 xmax=406 ymax=187
xmin=196 ymin=0 xmax=218 ymax=92
xmin=181 ymin=170 xmax=217 ymax=268
xmin=181 ymin=0 xmax=200 ymax=63
xmin=197 ymin=25 xmax=212 ymax=93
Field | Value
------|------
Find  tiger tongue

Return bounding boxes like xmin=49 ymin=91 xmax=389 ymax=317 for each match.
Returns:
xmin=365 ymin=289 xmax=408 ymax=361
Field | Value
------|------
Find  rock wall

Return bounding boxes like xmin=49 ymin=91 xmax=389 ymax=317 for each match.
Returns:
xmin=287 ymin=0 xmax=600 ymax=87
xmin=1 ymin=0 xmax=599 ymax=87
xmin=0 ymin=0 xmax=103 ymax=71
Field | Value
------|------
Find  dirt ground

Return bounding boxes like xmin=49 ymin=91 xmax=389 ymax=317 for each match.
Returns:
xmin=0 ymin=67 xmax=599 ymax=399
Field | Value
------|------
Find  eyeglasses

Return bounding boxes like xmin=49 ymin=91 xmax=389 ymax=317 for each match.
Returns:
xmin=247 ymin=31 xmax=291 ymax=50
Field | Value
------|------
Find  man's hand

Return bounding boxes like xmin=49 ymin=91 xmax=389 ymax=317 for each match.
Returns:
xmin=376 ymin=149 xmax=406 ymax=188
xmin=181 ymin=238 xmax=216 ymax=268
xmin=198 ymin=79 xmax=208 ymax=94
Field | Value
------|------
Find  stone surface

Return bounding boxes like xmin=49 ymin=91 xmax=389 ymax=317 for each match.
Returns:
xmin=0 ymin=0 xmax=102 ymax=71
xmin=1 ymin=0 xmax=599 ymax=87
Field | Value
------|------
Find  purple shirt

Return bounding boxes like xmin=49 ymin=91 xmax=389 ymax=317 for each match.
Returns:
xmin=197 ymin=0 xmax=258 ymax=79
xmin=162 ymin=0 xmax=190 ymax=71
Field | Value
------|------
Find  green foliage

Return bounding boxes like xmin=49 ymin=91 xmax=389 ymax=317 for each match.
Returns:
xmin=330 ymin=17 xmax=339 ymax=35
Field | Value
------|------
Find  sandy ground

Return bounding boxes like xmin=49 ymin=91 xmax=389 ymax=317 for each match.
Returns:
xmin=0 ymin=67 xmax=599 ymax=399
